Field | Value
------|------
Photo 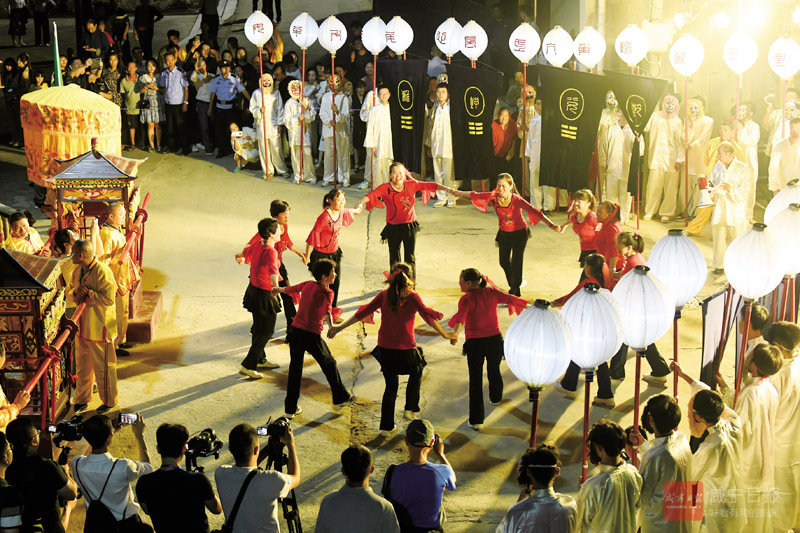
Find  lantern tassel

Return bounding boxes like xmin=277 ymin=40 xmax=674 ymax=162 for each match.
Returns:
xmin=781 ymin=275 xmax=791 ymax=321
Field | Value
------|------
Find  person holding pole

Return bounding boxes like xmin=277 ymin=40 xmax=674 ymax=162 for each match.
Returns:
xmin=250 ymin=72 xmax=290 ymax=180
xmin=284 ymin=80 xmax=316 ymax=184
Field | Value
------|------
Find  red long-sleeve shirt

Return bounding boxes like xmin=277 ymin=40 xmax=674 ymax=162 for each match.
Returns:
xmin=470 ymin=192 xmax=543 ymax=232
xmin=570 ymin=211 xmax=598 ymax=250
xmin=245 ymin=224 xmax=294 ymax=263
xmin=354 ymin=289 xmax=443 ymax=350
xmin=594 ymin=220 xmax=622 ymax=263
xmin=553 ymin=276 xmax=603 ymax=307
xmin=285 ymin=281 xmax=333 ymax=335
xmin=364 ymin=180 xmax=438 ymax=225
xmin=617 ymin=252 xmax=646 ymax=277
xmin=448 ymin=287 xmax=528 ymax=340
xmin=243 ymin=240 xmax=280 ymax=290
xmin=306 ymin=209 xmax=355 ymax=254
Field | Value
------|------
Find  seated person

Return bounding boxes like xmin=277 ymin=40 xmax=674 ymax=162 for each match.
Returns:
xmin=3 ymin=211 xmax=48 ymax=255
xmin=230 ymin=122 xmax=259 ymax=173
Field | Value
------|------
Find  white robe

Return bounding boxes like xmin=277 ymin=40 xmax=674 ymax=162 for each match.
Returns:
xmin=319 ymin=92 xmax=350 ymax=139
xmin=283 ymin=98 xmax=315 ymax=146
xmin=576 ymin=462 xmax=642 ymax=533
xmin=249 ymin=89 xmax=283 ymax=139
xmin=687 ymin=115 xmax=714 ymax=176
xmin=606 ymin=123 xmax=639 ymax=221
xmin=597 ymin=108 xmax=618 ymax=173
xmin=363 ymin=102 xmax=393 ymax=186
xmin=427 ymin=101 xmax=453 ymax=159
xmin=768 ymin=137 xmax=800 ymax=192
xmin=772 ymin=356 xmax=800 ymax=531
xmin=766 ymin=109 xmax=790 ymax=157
xmin=645 ymin=113 xmax=684 ymax=172
xmin=710 ymin=158 xmax=748 ymax=227
xmin=360 ymin=90 xmax=375 ymax=184
xmin=496 ymin=488 xmax=577 ymax=533
xmin=737 ymin=120 xmax=760 ymax=219
xmin=637 ymin=431 xmax=693 ymax=533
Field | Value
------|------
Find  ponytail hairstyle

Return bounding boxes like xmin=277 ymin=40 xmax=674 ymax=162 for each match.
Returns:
xmin=616 ymin=231 xmax=645 ymax=253
xmin=53 ymin=229 xmax=74 ymax=257
xmin=386 ymin=262 xmax=414 ymax=312
xmin=583 ymin=254 xmax=606 ymax=288
xmin=573 ymin=189 xmax=597 ymax=212
xmin=496 ymin=173 xmax=520 ymax=195
xmin=460 ymin=268 xmax=487 ymax=288
xmin=322 ymin=189 xmax=345 ymax=209
xmin=598 ymin=200 xmax=620 ymax=223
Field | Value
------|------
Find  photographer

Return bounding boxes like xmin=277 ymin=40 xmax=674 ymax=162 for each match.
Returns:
xmin=136 ymin=423 xmax=222 ymax=532
xmin=215 ymin=423 xmax=300 ymax=532
xmin=6 ymin=418 xmax=79 ymax=533
xmin=71 ymin=414 xmax=154 ymax=528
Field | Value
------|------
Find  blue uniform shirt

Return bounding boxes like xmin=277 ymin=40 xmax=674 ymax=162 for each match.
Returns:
xmin=158 ymin=66 xmax=188 ymax=105
xmin=210 ymin=74 xmax=245 ymax=109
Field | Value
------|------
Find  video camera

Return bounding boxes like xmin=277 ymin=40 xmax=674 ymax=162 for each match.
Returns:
xmin=47 ymin=415 xmax=84 ymax=465
xmin=258 ymin=417 xmax=301 ymax=533
xmin=185 ymin=428 xmax=223 ymax=473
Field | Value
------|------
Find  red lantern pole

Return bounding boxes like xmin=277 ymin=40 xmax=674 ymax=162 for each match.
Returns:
xmin=781 ymin=276 xmax=791 ymax=321
xmin=713 ymin=284 xmax=735 ymax=381
xmin=734 ymin=299 xmax=753 ymax=404
xmin=371 ymin=54 xmax=377 ymax=189
xmin=632 ymin=351 xmax=643 ymax=467
xmin=529 ymin=387 xmax=541 ymax=448
xmin=521 ymin=62 xmax=527 ymax=199
xmin=299 ymin=48 xmax=306 ymax=185
xmin=792 ymin=276 xmax=797 ymax=323
xmin=673 ymin=311 xmax=680 ymax=399
xmin=580 ymin=371 xmax=592 ymax=485
xmin=331 ymin=53 xmax=338 ymax=189
xmin=258 ymin=48 xmax=270 ymax=180
xmin=684 ymin=77 xmax=689 ymax=227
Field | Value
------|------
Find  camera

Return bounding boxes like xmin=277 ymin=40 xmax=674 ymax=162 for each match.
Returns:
xmin=49 ymin=415 xmax=84 ymax=465
xmin=185 ymin=428 xmax=223 ymax=473
xmin=266 ymin=417 xmax=290 ymax=439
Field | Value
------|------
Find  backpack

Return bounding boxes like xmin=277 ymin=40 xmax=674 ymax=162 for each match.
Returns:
xmin=75 ymin=458 xmax=123 ymax=533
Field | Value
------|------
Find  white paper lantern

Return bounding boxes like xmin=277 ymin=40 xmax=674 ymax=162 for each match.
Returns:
xmin=435 ymin=18 xmax=462 ymax=59
xmin=615 ymin=24 xmax=649 ymax=67
xmin=611 ymin=266 xmax=674 ymax=351
xmin=244 ymin=11 xmax=273 ymax=48
xmin=770 ymin=204 xmax=800 ymax=275
xmin=724 ymin=223 xmax=786 ymax=299
xmin=361 ymin=16 xmax=387 ymax=55
xmin=574 ymin=26 xmax=606 ymax=69
xmin=542 ymin=26 xmax=574 ymax=68
xmin=459 ymin=20 xmax=488 ymax=62
xmin=288 ymin=12 xmax=318 ymax=50
xmin=723 ymin=32 xmax=758 ymax=75
xmin=318 ymin=16 xmax=347 ymax=55
xmin=768 ymin=36 xmax=800 ymax=80
xmin=385 ymin=16 xmax=414 ymax=56
xmin=505 ymin=300 xmax=573 ymax=388
xmin=508 ymin=23 xmax=541 ymax=63
xmin=765 ymin=180 xmax=800 ymax=224
xmin=562 ymin=284 xmax=624 ymax=371
xmin=648 ymin=229 xmax=708 ymax=309
xmin=669 ymin=34 xmax=704 ymax=77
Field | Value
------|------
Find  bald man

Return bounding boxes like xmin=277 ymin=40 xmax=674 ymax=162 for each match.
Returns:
xmin=99 ymin=203 xmax=140 ymax=357
xmin=71 ymin=239 xmax=119 ymax=412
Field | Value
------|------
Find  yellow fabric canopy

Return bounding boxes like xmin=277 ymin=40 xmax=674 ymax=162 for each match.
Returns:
xmin=20 ymin=85 xmax=122 ymax=187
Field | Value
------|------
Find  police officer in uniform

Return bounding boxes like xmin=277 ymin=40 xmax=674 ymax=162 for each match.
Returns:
xmin=208 ymin=59 xmax=251 ymax=158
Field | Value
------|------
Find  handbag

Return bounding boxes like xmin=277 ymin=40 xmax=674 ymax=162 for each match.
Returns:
xmin=136 ymin=98 xmax=150 ymax=109
xmin=212 ymin=469 xmax=259 ymax=533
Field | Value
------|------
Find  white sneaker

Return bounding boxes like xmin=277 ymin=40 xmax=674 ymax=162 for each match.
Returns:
xmin=643 ymin=373 xmax=668 ymax=385
xmin=469 ymin=423 xmax=484 ymax=431
xmin=642 ymin=214 xmax=653 ymax=221
xmin=379 ymin=426 xmax=397 ymax=438
xmin=433 ymin=199 xmax=447 ymax=208
xmin=292 ymin=175 xmax=302 ymax=184
xmin=192 ymin=143 xmax=201 ymax=152
xmin=403 ymin=410 xmax=417 ymax=421
xmin=446 ymin=200 xmax=456 ymax=208
xmin=519 ymin=279 xmax=528 ymax=289
xmin=341 ymin=180 xmax=350 ymax=187
xmin=304 ymin=177 xmax=317 ymax=184
xmin=257 ymin=360 xmax=280 ymax=370
xmin=284 ymin=406 xmax=303 ymax=419
xmin=239 ymin=366 xmax=265 ymax=379
xmin=357 ymin=180 xmax=370 ymax=189
xmin=322 ymin=178 xmax=333 ymax=186
xmin=592 ymin=397 xmax=616 ymax=408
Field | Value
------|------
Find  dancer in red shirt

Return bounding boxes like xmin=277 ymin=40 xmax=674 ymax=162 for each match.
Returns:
xmin=239 ymin=218 xmax=282 ymax=379
xmin=552 ymin=254 xmax=616 ymax=407
xmin=305 ymin=189 xmax=363 ymax=309
xmin=358 ymin=162 xmax=451 ymax=275
xmin=594 ymin=200 xmax=623 ymax=265
xmin=452 ymin=174 xmax=558 ymax=296
xmin=448 ymin=268 xmax=528 ymax=429
xmin=275 ymin=259 xmax=354 ymax=419
xmin=610 ymin=231 xmax=646 ymax=282
xmin=558 ymin=188 xmax=598 ymax=273
xmin=329 ymin=263 xmax=453 ymax=436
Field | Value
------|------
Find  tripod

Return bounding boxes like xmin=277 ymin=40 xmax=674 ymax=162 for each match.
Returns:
xmin=264 ymin=439 xmax=302 ymax=533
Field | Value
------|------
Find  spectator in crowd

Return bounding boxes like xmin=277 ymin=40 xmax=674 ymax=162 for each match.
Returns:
xmin=6 ymin=417 xmax=78 ymax=533
xmin=226 ymin=36 xmax=238 ymax=55
xmin=133 ymin=0 xmax=164 ymax=60
xmin=496 ymin=444 xmax=577 ymax=533
xmin=273 ymin=62 xmax=292 ymax=104
xmin=200 ymin=0 xmax=219 ymax=44
xmin=427 ymin=47 xmax=446 ymax=79
xmin=132 ymin=46 xmax=147 ymax=73
xmin=29 ymin=69 xmax=47 ymax=91
xmin=71 ymin=414 xmax=154 ymax=527
xmin=381 ymin=420 xmax=456 ymax=531
xmin=215 ymin=423 xmax=300 ymax=533
xmin=97 ymin=20 xmax=118 ymax=57
xmin=98 ymin=51 xmax=123 ymax=108
xmin=159 ymin=51 xmax=190 ymax=155
xmin=120 ymin=60 xmax=142 ymax=150
xmin=137 ymin=423 xmax=222 ymax=532
xmin=0 ymin=344 xmax=30 ymax=430
xmin=52 ymin=54 xmax=69 ymax=86
xmin=8 ymin=0 xmax=28 ymax=47
xmin=317 ymin=445 xmax=400 ymax=533
xmin=348 ymin=39 xmax=371 ymax=81
xmin=229 ymin=122 xmax=260 ymax=173
xmin=191 ymin=56 xmax=215 ymax=155
xmin=137 ymin=58 xmax=166 ymax=152
xmin=15 ymin=53 xmax=30 ymax=93
xmin=82 ymin=19 xmax=109 ymax=60
xmin=157 ymin=29 xmax=185 ymax=69
xmin=0 ymin=432 xmax=23 ymax=532
xmin=30 ymin=0 xmax=55 ymax=46
xmin=110 ymin=0 xmax=131 ymax=63
xmin=491 ymin=107 xmax=518 ymax=187
xmin=209 ymin=59 xmax=250 ymax=158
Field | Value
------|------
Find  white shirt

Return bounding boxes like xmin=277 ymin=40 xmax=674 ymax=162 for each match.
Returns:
xmin=773 ymin=356 xmax=800 ymax=467
xmin=597 ymin=108 xmax=619 ymax=170
xmin=249 ymin=89 xmax=283 ymax=139
xmin=360 ymin=89 xmax=375 ymax=123
xmin=768 ymin=137 xmax=800 ymax=192
xmin=316 ymin=485 xmax=400 ymax=533
xmin=283 ymin=98 xmax=315 ymax=146
xmin=525 ymin=114 xmax=542 ymax=170
xmin=736 ymin=120 xmax=760 ymax=173
xmin=687 ymin=115 xmax=714 ymax=175
xmin=606 ymin=123 xmax=641 ymax=182
xmin=363 ymin=102 xmax=393 ymax=159
xmin=428 ymin=101 xmax=453 ymax=158
xmin=72 ymin=453 xmax=154 ymax=521
xmin=215 ymin=465 xmax=292 ymax=533
xmin=190 ymin=70 xmax=213 ymax=103
xmin=645 ymin=113 xmax=684 ymax=171
xmin=710 ymin=158 xmax=748 ymax=226
xmin=637 ymin=432 xmax=692 ymax=533
xmin=496 ymin=488 xmax=577 ymax=533
xmin=576 ymin=462 xmax=642 ymax=533
xmin=319 ymin=92 xmax=350 ymax=138
xmin=767 ymin=109 xmax=790 ymax=156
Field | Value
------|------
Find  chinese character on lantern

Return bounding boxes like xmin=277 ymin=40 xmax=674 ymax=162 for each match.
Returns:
xmin=436 ymin=31 xmax=446 ymax=44
xmin=673 ymin=51 xmax=686 ymax=65
xmin=619 ymin=41 xmax=631 ymax=54
xmin=252 ymin=23 xmax=264 ymax=34
xmin=773 ymin=52 xmax=786 ymax=67
xmin=330 ymin=29 xmax=341 ymax=40
xmin=513 ymin=38 xmax=526 ymax=53
xmin=545 ymin=43 xmax=557 ymax=54
xmin=577 ymin=43 xmax=591 ymax=55
xmin=464 ymin=35 xmax=476 ymax=49
xmin=292 ymin=25 xmax=302 ymax=36
xmin=386 ymin=31 xmax=395 ymax=43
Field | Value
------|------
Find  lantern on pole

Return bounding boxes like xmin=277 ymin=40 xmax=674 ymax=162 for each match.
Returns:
xmin=435 ymin=18 xmax=462 ymax=64
xmin=574 ymin=26 xmax=606 ymax=71
xmin=615 ymin=24 xmax=649 ymax=71
xmin=562 ymin=284 xmax=623 ymax=483
xmin=319 ymin=16 xmax=347 ymax=188
xmin=509 ymin=23 xmax=541 ymax=200
xmin=723 ymin=31 xmax=758 ymax=178
xmin=362 ymin=16 xmax=387 ymax=189
xmin=611 ymin=266 xmax=674 ymax=466
xmin=648 ymin=229 xmax=708 ymax=397
xmin=542 ymin=26 xmax=575 ymax=68
xmin=385 ymin=16 xmax=413 ymax=59
xmin=724 ymin=223 xmax=786 ymax=402
xmin=670 ymin=34 xmax=704 ymax=227
xmin=770 ymin=204 xmax=800 ymax=321
xmin=289 ymin=12 xmax=319 ymax=185
xmin=460 ymin=20 xmax=488 ymax=68
xmin=244 ymin=11 xmax=274 ymax=180
xmin=505 ymin=300 xmax=572 ymax=448
xmin=765 ymin=179 xmax=800 ymax=224
xmin=768 ymin=37 xmax=800 ymax=139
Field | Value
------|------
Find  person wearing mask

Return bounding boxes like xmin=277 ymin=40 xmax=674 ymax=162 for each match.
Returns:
xmin=319 ymin=74 xmax=351 ymax=187
xmin=249 ymin=72 xmax=290 ymax=179
xmin=643 ymin=94 xmax=684 ymax=222
xmin=363 ymin=86 xmax=394 ymax=187
xmin=283 ymin=80 xmax=316 ymax=184
xmin=605 ymin=112 xmax=639 ymax=222
xmin=682 ymin=97 xmax=714 ymax=217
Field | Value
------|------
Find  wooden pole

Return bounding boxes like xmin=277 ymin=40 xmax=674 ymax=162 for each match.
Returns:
xmin=299 ymin=48 xmax=306 ymax=185
xmin=331 ymin=54 xmax=338 ymax=188
xmin=632 ymin=351 xmax=643 ymax=467
xmin=684 ymin=77 xmax=689 ymax=226
xmin=713 ymin=284 xmax=735 ymax=383
xmin=521 ymin=63 xmax=527 ymax=199
xmin=734 ymin=300 xmax=753 ymax=405
xmin=673 ymin=312 xmax=680 ymax=399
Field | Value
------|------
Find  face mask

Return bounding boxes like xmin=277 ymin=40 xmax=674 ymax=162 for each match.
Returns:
xmin=689 ymin=103 xmax=700 ymax=116
xmin=606 ymin=92 xmax=617 ymax=109
xmin=664 ymin=102 xmax=676 ymax=114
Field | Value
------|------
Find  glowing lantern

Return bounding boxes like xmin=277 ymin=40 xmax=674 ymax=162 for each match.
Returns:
xmin=723 ymin=32 xmax=758 ymax=75
xmin=288 ymin=12 xmax=319 ymax=50
xmin=361 ymin=16 xmax=387 ymax=55
xmin=508 ymin=23 xmax=541 ymax=63
xmin=318 ymin=16 xmax=347 ymax=56
xmin=574 ymin=26 xmax=606 ymax=69
xmin=615 ymin=24 xmax=649 ymax=67
xmin=768 ymin=36 xmax=800 ymax=80
xmin=385 ymin=16 xmax=414 ymax=57
xmin=542 ymin=26 xmax=575 ymax=68
xmin=669 ymin=34 xmax=704 ymax=77
xmin=435 ymin=18 xmax=462 ymax=61
xmin=244 ymin=11 xmax=273 ymax=48
xmin=460 ymin=20 xmax=488 ymax=66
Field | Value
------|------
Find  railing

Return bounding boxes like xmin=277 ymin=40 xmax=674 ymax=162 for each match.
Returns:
xmin=119 ymin=192 xmax=151 ymax=269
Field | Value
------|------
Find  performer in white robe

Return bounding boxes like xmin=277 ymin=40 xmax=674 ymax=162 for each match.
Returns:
xmin=768 ymin=118 xmax=800 ymax=194
xmin=283 ymin=80 xmax=316 ymax=184
xmin=709 ymin=143 xmax=748 ymax=271
xmin=576 ymin=420 xmax=642 ymax=533
xmin=644 ymin=95 xmax=684 ymax=221
xmin=525 ymin=96 xmax=567 ymax=212
xmin=249 ymin=73 xmax=290 ymax=179
xmin=356 ymin=89 xmax=375 ymax=190
xmin=363 ymin=87 xmax=393 ymax=188
xmin=681 ymin=97 xmax=714 ymax=216
xmin=763 ymin=89 xmax=799 ymax=158
xmin=319 ymin=74 xmax=351 ymax=187
xmin=496 ymin=444 xmax=577 ymax=533
xmin=605 ymin=112 xmax=640 ymax=222
xmin=735 ymin=102 xmax=761 ymax=222
xmin=426 ymin=74 xmax=456 ymax=208
xmin=597 ymin=91 xmax=619 ymax=199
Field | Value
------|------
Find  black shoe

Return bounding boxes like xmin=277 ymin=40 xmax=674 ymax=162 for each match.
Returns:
xmin=73 ymin=403 xmax=88 ymax=412
xmin=116 ymin=348 xmax=130 ymax=357
xmin=97 ymin=404 xmax=117 ymax=413
xmin=119 ymin=342 xmax=133 ymax=349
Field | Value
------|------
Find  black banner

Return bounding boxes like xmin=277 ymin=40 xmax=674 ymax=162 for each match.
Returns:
xmin=446 ymin=63 xmax=503 ymax=182
xmin=377 ymin=58 xmax=428 ymax=174
xmin=538 ymin=65 xmax=609 ymax=192
xmin=604 ymin=71 xmax=669 ymax=195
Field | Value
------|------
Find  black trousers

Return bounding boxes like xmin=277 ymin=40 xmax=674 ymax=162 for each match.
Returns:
xmin=560 ymin=361 xmax=614 ymax=399
xmin=464 ymin=335 xmax=504 ymax=424
xmin=386 ymin=224 xmax=416 ymax=271
xmin=382 ymin=370 xmax=421 ymax=431
xmin=202 ymin=13 xmax=219 ymax=41
xmin=285 ymin=328 xmax=349 ymax=413
xmin=309 ymin=249 xmax=342 ymax=307
xmin=278 ymin=263 xmax=296 ymax=331
xmin=241 ymin=309 xmax=277 ymax=370
xmin=214 ymin=107 xmax=238 ymax=157
xmin=609 ymin=343 xmax=670 ymax=379
xmin=138 ymin=28 xmax=154 ymax=60
xmin=264 ymin=0 xmax=281 ymax=22
xmin=164 ymin=104 xmax=188 ymax=154
xmin=497 ymin=229 xmax=528 ymax=296
xmin=33 ymin=11 xmax=49 ymax=44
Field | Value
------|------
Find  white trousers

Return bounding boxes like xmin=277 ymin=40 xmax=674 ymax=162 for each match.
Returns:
xmin=114 ymin=294 xmax=128 ymax=347
xmin=606 ymin=172 xmax=631 ymax=222
xmin=372 ymin=156 xmax=391 ymax=187
xmin=323 ymin=134 xmax=350 ymax=183
xmin=289 ymin=144 xmax=316 ymax=182
xmin=745 ymin=165 xmax=758 ymax=222
xmin=256 ymin=133 xmax=289 ymax=177
xmin=433 ymin=156 xmax=455 ymax=201
xmin=711 ymin=221 xmax=746 ymax=268
xmin=645 ymin=169 xmax=680 ymax=218
xmin=363 ymin=149 xmax=372 ymax=184
xmin=528 ymin=163 xmax=566 ymax=211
